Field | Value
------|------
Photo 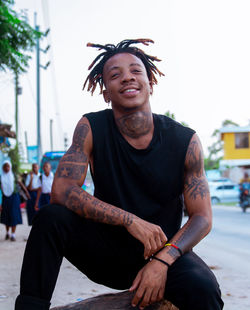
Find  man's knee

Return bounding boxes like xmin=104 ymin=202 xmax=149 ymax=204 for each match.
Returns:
xmin=32 ymin=204 xmax=73 ymax=232
xmin=34 ymin=204 xmax=68 ymax=222
xmin=188 ymin=267 xmax=220 ymax=294
xmin=185 ymin=268 xmax=223 ymax=309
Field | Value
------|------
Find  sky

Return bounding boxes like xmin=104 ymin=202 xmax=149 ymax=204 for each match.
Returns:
xmin=1 ymin=0 xmax=250 ymax=159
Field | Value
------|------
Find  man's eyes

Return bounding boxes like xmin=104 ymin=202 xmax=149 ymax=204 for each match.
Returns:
xmin=110 ymin=70 xmax=142 ymax=79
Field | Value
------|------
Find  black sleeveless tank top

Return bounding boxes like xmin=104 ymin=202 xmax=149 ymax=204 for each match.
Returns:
xmin=84 ymin=109 xmax=195 ymax=239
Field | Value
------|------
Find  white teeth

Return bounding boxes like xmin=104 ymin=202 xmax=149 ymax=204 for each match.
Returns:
xmin=124 ymin=89 xmax=137 ymax=93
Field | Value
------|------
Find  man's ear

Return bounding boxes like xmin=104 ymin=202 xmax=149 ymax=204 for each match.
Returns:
xmin=103 ymin=90 xmax=110 ymax=103
xmin=149 ymin=82 xmax=153 ymax=95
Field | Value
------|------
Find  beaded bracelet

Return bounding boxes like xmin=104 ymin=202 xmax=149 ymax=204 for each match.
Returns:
xmin=150 ymin=256 xmax=170 ymax=268
xmin=165 ymin=243 xmax=183 ymax=256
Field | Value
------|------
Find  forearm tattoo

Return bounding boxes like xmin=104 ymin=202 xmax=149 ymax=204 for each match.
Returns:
xmin=65 ymin=185 xmax=134 ymax=226
xmin=170 ymin=215 xmax=209 ymax=259
xmin=184 ymin=140 xmax=209 ymax=200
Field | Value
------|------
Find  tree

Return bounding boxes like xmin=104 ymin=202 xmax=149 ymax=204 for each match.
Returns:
xmin=0 ymin=0 xmax=43 ymax=73
xmin=205 ymin=119 xmax=239 ymax=170
xmin=0 ymin=0 xmax=44 ymax=174
xmin=164 ymin=111 xmax=189 ymax=127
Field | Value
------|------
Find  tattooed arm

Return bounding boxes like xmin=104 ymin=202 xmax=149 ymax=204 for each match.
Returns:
xmin=130 ymin=134 xmax=212 ymax=309
xmin=51 ymin=116 xmax=167 ymax=259
xmin=151 ymin=133 xmax=212 ymax=265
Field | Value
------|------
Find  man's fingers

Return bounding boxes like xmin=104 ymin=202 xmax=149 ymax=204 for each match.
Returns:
xmin=144 ymin=240 xmax=151 ymax=259
xmin=139 ymin=288 xmax=153 ymax=310
xmin=160 ymin=230 xmax=168 ymax=245
xmin=131 ymin=286 xmax=145 ymax=308
xmin=129 ymin=271 xmax=142 ymax=292
xmin=150 ymin=288 xmax=160 ymax=304
xmin=148 ymin=238 xmax=158 ymax=257
xmin=155 ymin=234 xmax=164 ymax=251
xmin=157 ymin=287 xmax=165 ymax=302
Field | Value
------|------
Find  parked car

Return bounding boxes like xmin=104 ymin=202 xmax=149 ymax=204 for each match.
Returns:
xmin=210 ymin=183 xmax=240 ymax=204
xmin=208 ymin=177 xmax=234 ymax=187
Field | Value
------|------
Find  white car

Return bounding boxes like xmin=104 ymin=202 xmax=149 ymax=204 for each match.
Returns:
xmin=209 ymin=183 xmax=240 ymax=204
xmin=208 ymin=178 xmax=234 ymax=187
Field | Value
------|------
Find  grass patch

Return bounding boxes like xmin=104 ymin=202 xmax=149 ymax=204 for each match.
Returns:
xmin=216 ymin=202 xmax=238 ymax=206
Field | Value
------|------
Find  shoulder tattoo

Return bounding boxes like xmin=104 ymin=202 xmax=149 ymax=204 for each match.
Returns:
xmin=184 ymin=139 xmax=209 ymax=200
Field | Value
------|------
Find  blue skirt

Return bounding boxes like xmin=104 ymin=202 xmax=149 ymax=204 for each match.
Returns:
xmin=0 ymin=193 xmax=22 ymax=226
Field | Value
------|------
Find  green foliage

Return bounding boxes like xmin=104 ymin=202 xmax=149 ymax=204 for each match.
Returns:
xmin=164 ymin=110 xmax=189 ymax=127
xmin=0 ymin=143 xmax=21 ymax=176
xmin=0 ymin=0 xmax=43 ymax=73
xmin=7 ymin=144 xmax=20 ymax=175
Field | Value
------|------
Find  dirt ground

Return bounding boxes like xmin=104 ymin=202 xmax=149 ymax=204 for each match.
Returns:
xmin=0 ymin=210 xmax=249 ymax=310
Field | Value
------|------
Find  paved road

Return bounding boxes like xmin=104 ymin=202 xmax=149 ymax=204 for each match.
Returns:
xmin=193 ymin=205 xmax=250 ymax=310
xmin=0 ymin=205 xmax=249 ymax=310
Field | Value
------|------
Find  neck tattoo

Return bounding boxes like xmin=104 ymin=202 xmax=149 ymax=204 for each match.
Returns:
xmin=116 ymin=112 xmax=153 ymax=139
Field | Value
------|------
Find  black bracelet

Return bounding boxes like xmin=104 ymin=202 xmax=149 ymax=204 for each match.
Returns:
xmin=150 ymin=256 xmax=170 ymax=268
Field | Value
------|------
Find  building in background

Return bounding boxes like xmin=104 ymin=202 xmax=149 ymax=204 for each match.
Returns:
xmin=219 ymin=126 xmax=250 ymax=182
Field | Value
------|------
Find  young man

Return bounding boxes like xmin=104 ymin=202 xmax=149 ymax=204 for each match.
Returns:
xmin=15 ymin=39 xmax=223 ymax=310
xmin=25 ymin=163 xmax=41 ymax=225
xmin=34 ymin=162 xmax=54 ymax=210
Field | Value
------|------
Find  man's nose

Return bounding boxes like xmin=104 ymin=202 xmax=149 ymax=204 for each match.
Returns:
xmin=121 ymin=70 xmax=135 ymax=83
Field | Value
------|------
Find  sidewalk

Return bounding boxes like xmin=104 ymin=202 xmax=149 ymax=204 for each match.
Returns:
xmin=0 ymin=211 xmax=249 ymax=310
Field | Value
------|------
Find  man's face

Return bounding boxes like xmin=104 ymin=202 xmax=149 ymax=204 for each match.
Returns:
xmin=43 ymin=163 xmax=51 ymax=175
xmin=102 ymin=53 xmax=153 ymax=112
xmin=3 ymin=163 xmax=10 ymax=173
xmin=32 ymin=164 xmax=39 ymax=174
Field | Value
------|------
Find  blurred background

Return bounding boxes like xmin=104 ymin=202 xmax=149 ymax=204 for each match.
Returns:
xmin=1 ymin=2 xmax=250 ymax=309
xmin=1 ymin=0 xmax=250 ymax=173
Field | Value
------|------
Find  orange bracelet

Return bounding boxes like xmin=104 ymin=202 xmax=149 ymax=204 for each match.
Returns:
xmin=165 ymin=243 xmax=183 ymax=256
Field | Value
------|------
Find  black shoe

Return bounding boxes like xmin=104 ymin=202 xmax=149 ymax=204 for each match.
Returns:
xmin=10 ymin=236 xmax=16 ymax=241
xmin=5 ymin=234 xmax=9 ymax=240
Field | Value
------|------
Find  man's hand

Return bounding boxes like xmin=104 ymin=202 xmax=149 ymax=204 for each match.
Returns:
xmin=129 ymin=259 xmax=168 ymax=309
xmin=126 ymin=217 xmax=167 ymax=259
xmin=34 ymin=203 xmax=39 ymax=211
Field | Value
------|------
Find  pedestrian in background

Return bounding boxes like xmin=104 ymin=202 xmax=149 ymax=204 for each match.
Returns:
xmin=0 ymin=160 xmax=29 ymax=241
xmin=25 ymin=163 xmax=41 ymax=225
xmin=35 ymin=162 xmax=54 ymax=210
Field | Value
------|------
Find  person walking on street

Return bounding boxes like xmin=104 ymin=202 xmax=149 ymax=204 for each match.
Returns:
xmin=0 ymin=160 xmax=29 ymax=241
xmin=15 ymin=39 xmax=223 ymax=310
xmin=35 ymin=162 xmax=54 ymax=210
xmin=25 ymin=163 xmax=41 ymax=225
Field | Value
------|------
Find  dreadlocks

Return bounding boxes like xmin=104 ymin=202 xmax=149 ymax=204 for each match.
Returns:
xmin=83 ymin=39 xmax=164 ymax=95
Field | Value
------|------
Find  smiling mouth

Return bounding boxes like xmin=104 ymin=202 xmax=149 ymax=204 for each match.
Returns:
xmin=121 ymin=88 xmax=140 ymax=94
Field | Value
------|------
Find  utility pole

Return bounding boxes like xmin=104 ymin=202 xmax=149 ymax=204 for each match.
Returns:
xmin=14 ymin=71 xmax=19 ymax=145
xmin=50 ymin=119 xmax=53 ymax=151
xmin=35 ymin=15 xmax=41 ymax=163
xmin=14 ymin=71 xmax=22 ymax=145
xmin=24 ymin=131 xmax=28 ymax=162
xmin=35 ymin=12 xmax=50 ymax=163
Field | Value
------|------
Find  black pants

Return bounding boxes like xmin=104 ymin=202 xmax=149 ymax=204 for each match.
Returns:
xmin=15 ymin=204 xmax=224 ymax=310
